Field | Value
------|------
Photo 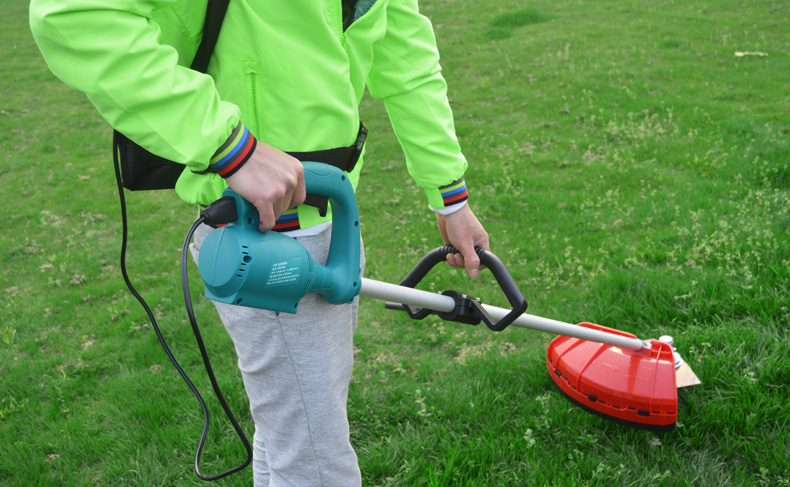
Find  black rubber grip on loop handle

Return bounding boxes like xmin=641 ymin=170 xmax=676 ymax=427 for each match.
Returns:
xmin=394 ymin=246 xmax=528 ymax=332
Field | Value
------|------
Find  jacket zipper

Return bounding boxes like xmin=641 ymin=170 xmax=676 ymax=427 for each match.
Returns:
xmin=246 ymin=69 xmax=261 ymax=137
xmin=334 ymin=0 xmax=345 ymax=40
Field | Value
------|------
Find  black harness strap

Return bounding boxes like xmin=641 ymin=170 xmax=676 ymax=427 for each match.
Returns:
xmin=287 ymin=123 xmax=367 ymax=217
xmin=114 ymin=0 xmax=230 ymax=191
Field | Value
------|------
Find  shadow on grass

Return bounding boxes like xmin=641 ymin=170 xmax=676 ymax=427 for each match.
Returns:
xmin=483 ymin=8 xmax=553 ymax=41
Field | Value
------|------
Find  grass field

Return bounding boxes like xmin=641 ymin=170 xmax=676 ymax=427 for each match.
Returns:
xmin=1 ymin=0 xmax=789 ymax=485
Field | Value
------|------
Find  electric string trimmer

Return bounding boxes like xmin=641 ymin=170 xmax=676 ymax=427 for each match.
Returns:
xmin=197 ymin=162 xmax=700 ymax=433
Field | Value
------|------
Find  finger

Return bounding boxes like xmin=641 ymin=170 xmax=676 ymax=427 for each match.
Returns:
xmin=258 ymin=206 xmax=275 ymax=232
xmin=477 ymin=235 xmax=491 ymax=253
xmin=476 ymin=239 xmax=491 ymax=272
xmin=291 ymin=188 xmax=306 ymax=208
xmin=445 ymin=252 xmax=463 ymax=269
xmin=457 ymin=243 xmax=481 ymax=280
xmin=290 ymin=175 xmax=306 ymax=208
xmin=278 ymin=186 xmax=296 ymax=216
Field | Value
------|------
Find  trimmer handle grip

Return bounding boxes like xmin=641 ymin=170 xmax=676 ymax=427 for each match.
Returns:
xmin=396 ymin=246 xmax=528 ymax=332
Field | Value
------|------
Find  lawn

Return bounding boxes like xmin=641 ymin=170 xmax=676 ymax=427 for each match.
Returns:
xmin=1 ymin=0 xmax=788 ymax=485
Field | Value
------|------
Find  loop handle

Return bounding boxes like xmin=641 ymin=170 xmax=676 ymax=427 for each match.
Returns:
xmin=393 ymin=246 xmax=528 ymax=332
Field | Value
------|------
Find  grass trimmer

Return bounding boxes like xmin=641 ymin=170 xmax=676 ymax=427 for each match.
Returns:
xmin=197 ymin=162 xmax=699 ymax=433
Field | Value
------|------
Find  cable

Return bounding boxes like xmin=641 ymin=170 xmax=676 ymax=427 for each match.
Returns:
xmin=113 ymin=139 xmax=251 ymax=480
xmin=181 ymin=217 xmax=252 ymax=480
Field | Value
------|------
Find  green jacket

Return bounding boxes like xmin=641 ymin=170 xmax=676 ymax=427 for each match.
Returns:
xmin=30 ymin=0 xmax=468 ymax=229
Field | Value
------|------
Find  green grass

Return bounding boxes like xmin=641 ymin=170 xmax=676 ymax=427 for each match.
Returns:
xmin=2 ymin=0 xmax=790 ymax=485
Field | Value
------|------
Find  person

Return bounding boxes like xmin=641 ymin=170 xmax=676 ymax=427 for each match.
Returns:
xmin=30 ymin=0 xmax=489 ymax=485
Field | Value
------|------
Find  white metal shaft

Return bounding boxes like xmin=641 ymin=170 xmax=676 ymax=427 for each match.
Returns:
xmin=359 ymin=278 xmax=646 ymax=351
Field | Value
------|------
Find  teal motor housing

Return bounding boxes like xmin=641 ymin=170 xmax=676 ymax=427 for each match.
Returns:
xmin=198 ymin=162 xmax=361 ymax=313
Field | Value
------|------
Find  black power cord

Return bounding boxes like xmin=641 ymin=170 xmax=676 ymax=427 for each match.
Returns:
xmin=113 ymin=147 xmax=251 ymax=480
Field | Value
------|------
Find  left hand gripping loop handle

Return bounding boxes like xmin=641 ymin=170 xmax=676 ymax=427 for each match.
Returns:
xmin=391 ymin=246 xmax=527 ymax=332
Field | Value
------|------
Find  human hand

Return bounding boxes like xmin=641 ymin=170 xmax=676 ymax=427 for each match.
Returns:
xmin=225 ymin=141 xmax=306 ymax=232
xmin=435 ymin=204 xmax=490 ymax=279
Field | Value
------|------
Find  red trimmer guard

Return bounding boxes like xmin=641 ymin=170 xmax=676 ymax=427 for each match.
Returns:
xmin=547 ymin=323 xmax=678 ymax=432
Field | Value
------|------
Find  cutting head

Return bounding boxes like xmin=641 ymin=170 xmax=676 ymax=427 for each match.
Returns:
xmin=547 ymin=322 xmax=678 ymax=432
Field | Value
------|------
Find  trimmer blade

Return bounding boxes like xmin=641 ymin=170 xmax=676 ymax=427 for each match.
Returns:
xmin=657 ymin=335 xmax=702 ymax=389
xmin=675 ymin=358 xmax=702 ymax=388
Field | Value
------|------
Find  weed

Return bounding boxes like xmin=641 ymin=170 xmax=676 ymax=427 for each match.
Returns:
xmin=0 ymin=324 xmax=16 ymax=346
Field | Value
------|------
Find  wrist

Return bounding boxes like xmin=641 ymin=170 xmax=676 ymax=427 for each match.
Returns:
xmin=209 ymin=121 xmax=257 ymax=178
xmin=427 ymin=177 xmax=469 ymax=212
xmin=430 ymin=199 xmax=468 ymax=215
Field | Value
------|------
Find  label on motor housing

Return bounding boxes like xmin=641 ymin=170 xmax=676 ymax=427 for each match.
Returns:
xmin=265 ymin=258 xmax=301 ymax=287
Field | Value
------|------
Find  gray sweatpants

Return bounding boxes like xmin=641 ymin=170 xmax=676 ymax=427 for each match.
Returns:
xmin=192 ymin=224 xmax=364 ymax=487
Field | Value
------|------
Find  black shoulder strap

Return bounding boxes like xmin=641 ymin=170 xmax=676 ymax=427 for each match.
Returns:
xmin=191 ymin=0 xmax=231 ymax=73
xmin=113 ymin=0 xmax=231 ymax=192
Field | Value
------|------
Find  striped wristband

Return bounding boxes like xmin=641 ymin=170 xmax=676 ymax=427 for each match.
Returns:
xmin=440 ymin=178 xmax=469 ymax=207
xmin=209 ymin=122 xmax=257 ymax=178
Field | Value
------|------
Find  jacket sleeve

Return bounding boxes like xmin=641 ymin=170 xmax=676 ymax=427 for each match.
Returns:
xmin=366 ymin=0 xmax=468 ymax=210
xmin=29 ymin=0 xmax=240 ymax=170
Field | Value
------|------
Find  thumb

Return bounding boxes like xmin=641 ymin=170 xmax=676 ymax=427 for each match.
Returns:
xmin=456 ymin=242 xmax=481 ymax=280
